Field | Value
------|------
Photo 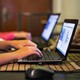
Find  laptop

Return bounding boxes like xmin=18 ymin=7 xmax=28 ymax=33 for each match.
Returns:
xmin=32 ymin=13 xmax=60 ymax=49
xmin=18 ymin=19 xmax=78 ymax=64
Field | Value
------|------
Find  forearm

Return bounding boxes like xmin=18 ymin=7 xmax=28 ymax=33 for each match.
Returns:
xmin=0 ymin=52 xmax=17 ymax=65
xmin=0 ymin=41 xmax=9 ymax=49
xmin=0 ymin=40 xmax=14 ymax=49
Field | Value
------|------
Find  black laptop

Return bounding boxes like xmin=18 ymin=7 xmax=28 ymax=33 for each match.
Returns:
xmin=18 ymin=19 xmax=78 ymax=64
xmin=32 ymin=13 xmax=60 ymax=49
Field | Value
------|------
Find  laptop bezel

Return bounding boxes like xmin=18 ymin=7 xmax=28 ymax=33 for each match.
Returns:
xmin=41 ymin=13 xmax=61 ymax=42
xmin=55 ymin=19 xmax=79 ymax=60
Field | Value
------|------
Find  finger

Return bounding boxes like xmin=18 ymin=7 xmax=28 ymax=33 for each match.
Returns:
xmin=36 ymin=48 xmax=43 ymax=57
xmin=30 ymin=47 xmax=43 ymax=57
xmin=24 ymin=44 xmax=37 ymax=47
xmin=24 ymin=46 xmax=42 ymax=57
xmin=35 ymin=52 xmax=41 ymax=57
xmin=28 ymin=43 xmax=37 ymax=47
xmin=27 ymin=41 xmax=37 ymax=47
xmin=27 ymin=47 xmax=42 ymax=57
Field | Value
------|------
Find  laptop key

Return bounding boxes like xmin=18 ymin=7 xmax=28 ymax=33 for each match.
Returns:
xmin=42 ymin=50 xmax=50 ymax=60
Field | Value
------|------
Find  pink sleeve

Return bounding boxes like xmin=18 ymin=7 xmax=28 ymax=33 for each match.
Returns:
xmin=0 ymin=32 xmax=15 ymax=40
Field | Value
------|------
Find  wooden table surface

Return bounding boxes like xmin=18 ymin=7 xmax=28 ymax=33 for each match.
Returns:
xmin=0 ymin=53 xmax=80 ymax=80
xmin=0 ymin=53 xmax=80 ymax=72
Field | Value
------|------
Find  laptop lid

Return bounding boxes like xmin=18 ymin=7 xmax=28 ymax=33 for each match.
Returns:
xmin=56 ymin=19 xmax=79 ymax=60
xmin=41 ymin=13 xmax=60 ymax=41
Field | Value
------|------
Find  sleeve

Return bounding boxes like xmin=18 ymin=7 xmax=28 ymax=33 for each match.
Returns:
xmin=0 ymin=32 xmax=15 ymax=40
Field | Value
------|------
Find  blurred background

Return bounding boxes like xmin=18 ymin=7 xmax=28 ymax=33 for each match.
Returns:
xmin=0 ymin=0 xmax=80 ymax=37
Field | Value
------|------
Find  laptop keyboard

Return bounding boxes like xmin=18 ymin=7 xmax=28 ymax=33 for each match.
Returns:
xmin=22 ymin=50 xmax=61 ymax=61
xmin=32 ymin=37 xmax=45 ymax=44
xmin=22 ymin=54 xmax=41 ymax=60
xmin=42 ymin=50 xmax=61 ymax=60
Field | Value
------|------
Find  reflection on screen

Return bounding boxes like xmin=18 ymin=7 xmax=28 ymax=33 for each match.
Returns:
xmin=41 ymin=15 xmax=59 ymax=41
xmin=56 ymin=23 xmax=75 ymax=56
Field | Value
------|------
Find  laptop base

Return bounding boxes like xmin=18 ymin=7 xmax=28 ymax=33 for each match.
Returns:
xmin=18 ymin=60 xmax=62 ymax=65
xmin=32 ymin=37 xmax=51 ymax=49
xmin=18 ymin=19 xmax=79 ymax=65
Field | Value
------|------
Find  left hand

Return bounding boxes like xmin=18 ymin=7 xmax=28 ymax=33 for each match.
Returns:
xmin=14 ymin=31 xmax=32 ymax=40
xmin=7 ymin=40 xmax=37 ymax=49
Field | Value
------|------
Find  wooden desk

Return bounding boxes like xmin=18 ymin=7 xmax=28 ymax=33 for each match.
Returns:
xmin=0 ymin=53 xmax=80 ymax=80
xmin=0 ymin=53 xmax=80 ymax=72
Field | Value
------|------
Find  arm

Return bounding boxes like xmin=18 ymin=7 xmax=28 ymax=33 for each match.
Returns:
xmin=0 ymin=46 xmax=42 ymax=65
xmin=0 ymin=40 xmax=37 ymax=49
xmin=0 ymin=31 xmax=32 ymax=40
xmin=0 ymin=41 xmax=9 ymax=49
xmin=0 ymin=52 xmax=17 ymax=65
xmin=13 ymin=31 xmax=32 ymax=40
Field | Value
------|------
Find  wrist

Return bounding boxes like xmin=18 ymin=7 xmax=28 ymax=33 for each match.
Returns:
xmin=12 ymin=51 xmax=18 ymax=60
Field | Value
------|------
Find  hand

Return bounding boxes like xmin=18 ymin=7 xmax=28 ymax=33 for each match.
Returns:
xmin=8 ymin=40 xmax=37 ymax=49
xmin=14 ymin=46 xmax=43 ymax=59
xmin=14 ymin=31 xmax=32 ymax=40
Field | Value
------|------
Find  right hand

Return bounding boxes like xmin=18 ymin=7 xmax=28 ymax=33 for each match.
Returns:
xmin=14 ymin=46 xmax=43 ymax=59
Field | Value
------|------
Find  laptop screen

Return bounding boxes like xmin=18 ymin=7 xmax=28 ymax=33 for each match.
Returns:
xmin=41 ymin=14 xmax=60 ymax=41
xmin=56 ymin=22 xmax=76 ymax=56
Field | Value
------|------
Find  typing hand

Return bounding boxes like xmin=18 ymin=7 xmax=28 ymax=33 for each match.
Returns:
xmin=13 ymin=46 xmax=43 ymax=59
xmin=7 ymin=40 xmax=37 ymax=49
